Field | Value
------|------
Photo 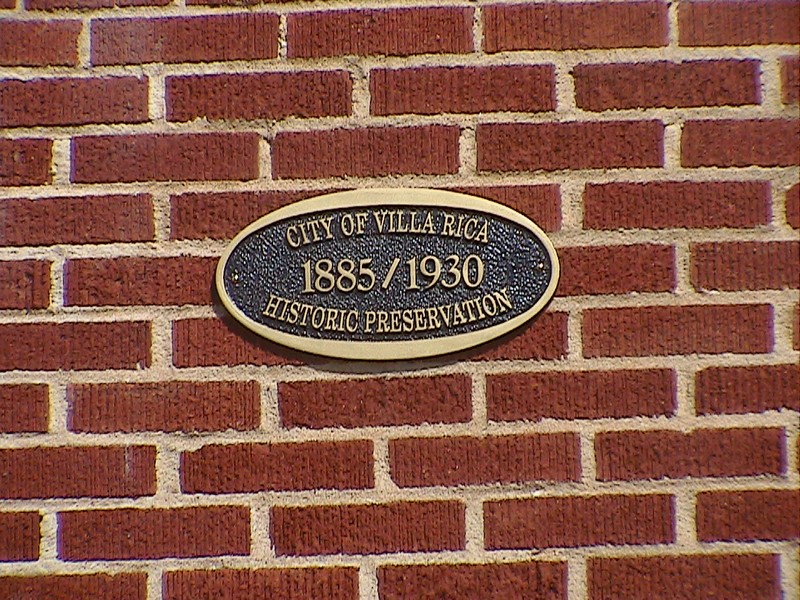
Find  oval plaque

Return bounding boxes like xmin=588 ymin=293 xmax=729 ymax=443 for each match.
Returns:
xmin=217 ymin=189 xmax=559 ymax=360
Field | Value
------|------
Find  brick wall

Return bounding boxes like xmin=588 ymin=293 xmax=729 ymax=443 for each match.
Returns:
xmin=0 ymin=0 xmax=798 ymax=599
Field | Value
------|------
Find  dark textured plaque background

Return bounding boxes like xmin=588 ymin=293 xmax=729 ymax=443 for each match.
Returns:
xmin=222 ymin=206 xmax=553 ymax=341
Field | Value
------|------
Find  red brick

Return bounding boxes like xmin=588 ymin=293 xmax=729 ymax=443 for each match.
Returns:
xmin=271 ymin=501 xmax=465 ymax=556
xmin=478 ymin=121 xmax=663 ymax=172
xmin=72 ymin=133 xmax=259 ymax=184
xmin=696 ymin=365 xmax=800 ymax=415
xmin=584 ymin=181 xmax=771 ymax=230
xmin=288 ymin=7 xmax=473 ymax=58
xmin=0 ymin=321 xmax=150 ymax=371
xmin=379 ymin=561 xmax=567 ymax=600
xmin=389 ymin=433 xmax=580 ymax=487
xmin=279 ymin=375 xmax=471 ymax=429
xmin=0 ymin=77 xmax=148 ymax=128
xmin=596 ymin=428 xmax=785 ymax=481
xmin=0 ymin=21 xmax=81 ymax=67
xmin=0 ymin=512 xmax=39 ymax=561
xmin=470 ymin=311 xmax=568 ymax=361
xmin=164 ymin=568 xmax=358 ymax=600
xmin=558 ymin=244 xmax=675 ymax=296
xmin=485 ymin=494 xmax=674 ymax=549
xmin=697 ymin=489 xmax=800 ymax=542
xmin=574 ymin=60 xmax=759 ymax=110
xmin=30 ymin=0 xmax=167 ymax=8
xmin=589 ymin=554 xmax=780 ymax=600
xmin=785 ymin=183 xmax=799 ymax=228
xmin=487 ymin=369 xmax=676 ymax=422
xmin=182 ymin=440 xmax=373 ymax=493
xmin=0 ymin=194 xmax=154 ymax=246
xmin=92 ymin=14 xmax=279 ymax=66
xmin=782 ymin=56 xmax=800 ymax=104
xmin=0 ymin=574 xmax=146 ymax=600
xmin=0 ymin=0 xmax=13 ymax=7
xmin=484 ymin=1 xmax=668 ymax=52
xmin=65 ymin=257 xmax=216 ymax=307
xmin=167 ymin=71 xmax=351 ymax=122
xmin=691 ymin=241 xmax=799 ymax=291
xmin=682 ymin=119 xmax=800 ymax=167
xmin=451 ymin=185 xmax=561 ymax=232
xmin=0 ymin=446 xmax=155 ymax=499
xmin=59 ymin=506 xmax=250 ymax=560
xmin=173 ymin=318 xmax=294 ymax=368
xmin=0 ymin=260 xmax=50 ymax=309
xmin=371 ymin=65 xmax=555 ymax=115
xmin=272 ymin=126 xmax=459 ymax=179
xmin=0 ymin=139 xmax=51 ymax=186
xmin=0 ymin=384 xmax=48 ymax=433
xmin=583 ymin=304 xmax=773 ymax=357
xmin=171 ymin=190 xmax=333 ymax=240
xmin=68 ymin=381 xmax=260 ymax=433
xmin=679 ymin=0 xmax=800 ymax=46
xmin=796 ymin=304 xmax=800 ymax=350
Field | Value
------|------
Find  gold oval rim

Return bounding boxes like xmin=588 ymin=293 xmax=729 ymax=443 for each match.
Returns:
xmin=216 ymin=188 xmax=560 ymax=361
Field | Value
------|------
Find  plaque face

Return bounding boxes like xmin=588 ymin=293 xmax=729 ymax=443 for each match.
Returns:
xmin=217 ymin=189 xmax=559 ymax=360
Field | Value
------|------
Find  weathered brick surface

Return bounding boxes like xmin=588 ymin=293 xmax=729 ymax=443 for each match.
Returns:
xmin=485 ymin=494 xmax=674 ymax=549
xmin=68 ymin=381 xmax=260 ymax=433
xmin=0 ymin=512 xmax=40 ymax=562
xmin=72 ymin=133 xmax=260 ymax=183
xmin=589 ymin=554 xmax=780 ymax=600
xmin=782 ymin=56 xmax=800 ymax=104
xmin=0 ymin=21 xmax=81 ymax=66
xmin=679 ymin=0 xmax=800 ymax=46
xmin=697 ymin=489 xmax=800 ymax=542
xmin=466 ymin=312 xmax=568 ymax=361
xmin=787 ymin=184 xmax=800 ymax=228
xmin=0 ymin=195 xmax=154 ymax=246
xmin=288 ymin=8 xmax=473 ymax=58
xmin=181 ymin=441 xmax=374 ymax=493
xmin=272 ymin=126 xmax=459 ymax=179
xmin=595 ymin=428 xmax=785 ymax=481
xmin=0 ymin=77 xmax=148 ymax=128
xmin=681 ymin=119 xmax=800 ymax=167
xmin=487 ymin=369 xmax=676 ymax=422
xmin=557 ymin=244 xmax=675 ymax=296
xmin=0 ymin=384 xmax=48 ymax=433
xmin=379 ymin=561 xmax=567 ymax=600
xmin=389 ymin=434 xmax=580 ymax=487
xmin=0 ymin=446 xmax=155 ymax=499
xmin=173 ymin=318 xmax=294 ymax=368
xmin=0 ymin=321 xmax=151 ymax=371
xmin=59 ymin=506 xmax=250 ymax=560
xmin=164 ymin=568 xmax=359 ymax=600
xmin=574 ymin=60 xmax=760 ymax=110
xmin=371 ymin=65 xmax=555 ymax=115
xmin=583 ymin=181 xmax=771 ymax=230
xmin=0 ymin=574 xmax=146 ymax=600
xmin=65 ymin=257 xmax=217 ymax=306
xmin=0 ymin=139 xmax=52 ymax=186
xmin=451 ymin=185 xmax=561 ymax=231
xmin=167 ymin=71 xmax=352 ymax=122
xmin=691 ymin=241 xmax=800 ymax=291
xmin=696 ymin=365 xmax=800 ymax=415
xmin=0 ymin=260 xmax=50 ymax=309
xmin=92 ymin=14 xmax=279 ymax=65
xmin=478 ymin=121 xmax=663 ymax=172
xmin=271 ymin=501 xmax=465 ymax=556
xmin=170 ymin=190 xmax=324 ymax=240
xmin=30 ymin=0 xmax=167 ymax=8
xmin=583 ymin=305 xmax=773 ymax=357
xmin=483 ymin=2 xmax=668 ymax=52
xmin=279 ymin=375 xmax=471 ymax=429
